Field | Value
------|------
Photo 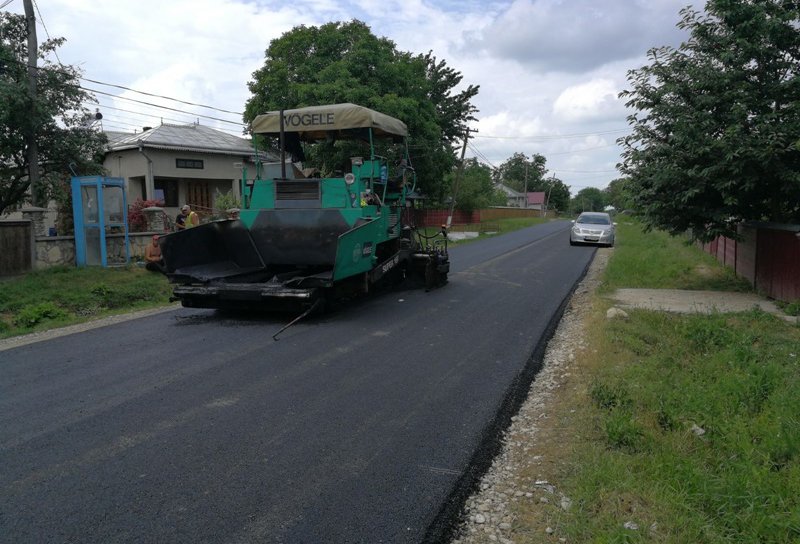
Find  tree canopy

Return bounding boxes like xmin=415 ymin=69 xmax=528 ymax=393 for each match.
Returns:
xmin=448 ymin=158 xmax=505 ymax=213
xmin=570 ymin=187 xmax=608 ymax=214
xmin=604 ymin=177 xmax=636 ymax=212
xmin=619 ymin=0 xmax=800 ymax=241
xmin=492 ymin=152 xmax=548 ymax=194
xmin=492 ymin=151 xmax=570 ymax=210
xmin=0 ymin=12 xmax=106 ymax=216
xmin=244 ymin=20 xmax=479 ymax=202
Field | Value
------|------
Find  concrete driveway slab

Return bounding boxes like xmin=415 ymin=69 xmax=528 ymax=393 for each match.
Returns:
xmin=608 ymin=288 xmax=797 ymax=323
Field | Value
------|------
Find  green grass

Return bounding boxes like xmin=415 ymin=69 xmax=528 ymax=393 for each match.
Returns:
xmin=555 ymin=221 xmax=800 ymax=543
xmin=0 ymin=265 xmax=173 ymax=339
xmin=566 ymin=310 xmax=800 ymax=543
xmin=602 ymin=219 xmax=752 ymax=293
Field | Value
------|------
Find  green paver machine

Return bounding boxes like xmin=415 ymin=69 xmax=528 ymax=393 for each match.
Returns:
xmin=160 ymin=103 xmax=449 ymax=316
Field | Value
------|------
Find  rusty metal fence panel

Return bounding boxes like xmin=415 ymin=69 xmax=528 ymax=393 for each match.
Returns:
xmin=0 ymin=221 xmax=33 ymax=276
xmin=702 ymin=223 xmax=799 ymax=303
xmin=756 ymin=228 xmax=800 ymax=302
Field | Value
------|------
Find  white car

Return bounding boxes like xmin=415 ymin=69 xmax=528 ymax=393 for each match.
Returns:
xmin=569 ymin=212 xmax=616 ymax=247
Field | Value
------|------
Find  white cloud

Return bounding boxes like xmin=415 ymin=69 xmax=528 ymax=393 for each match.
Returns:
xmin=552 ymin=78 xmax=624 ymax=123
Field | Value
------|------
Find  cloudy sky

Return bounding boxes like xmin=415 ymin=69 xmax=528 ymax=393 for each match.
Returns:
xmin=6 ymin=0 xmax=701 ymax=191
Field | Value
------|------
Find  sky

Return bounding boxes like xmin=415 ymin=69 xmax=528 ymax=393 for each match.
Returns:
xmin=5 ymin=0 xmax=701 ymax=192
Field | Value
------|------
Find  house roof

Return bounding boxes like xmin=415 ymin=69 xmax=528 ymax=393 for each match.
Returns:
xmin=527 ymin=192 xmax=546 ymax=205
xmin=106 ymin=123 xmax=275 ymax=159
xmin=104 ymin=130 xmax=131 ymax=145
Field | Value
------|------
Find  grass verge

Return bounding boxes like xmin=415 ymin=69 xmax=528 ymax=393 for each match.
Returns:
xmin=601 ymin=219 xmax=751 ymax=292
xmin=510 ymin=219 xmax=800 ymax=543
xmin=0 ymin=265 xmax=173 ymax=339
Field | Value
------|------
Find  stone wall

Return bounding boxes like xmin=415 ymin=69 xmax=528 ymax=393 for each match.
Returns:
xmin=33 ymin=232 xmax=159 ymax=268
xmin=34 ymin=236 xmax=76 ymax=268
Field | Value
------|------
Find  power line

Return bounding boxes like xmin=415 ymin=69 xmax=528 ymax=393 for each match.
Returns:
xmin=81 ymin=101 xmax=208 ymax=127
xmin=2 ymin=56 xmax=245 ymax=122
xmin=79 ymin=76 xmax=244 ymax=116
xmin=547 ymin=143 xmax=620 ymax=156
xmin=31 ymin=0 xmax=61 ymax=65
xmin=81 ymin=86 xmax=246 ymax=127
xmin=474 ymin=128 xmax=629 ymax=141
xmin=466 ymin=142 xmax=497 ymax=170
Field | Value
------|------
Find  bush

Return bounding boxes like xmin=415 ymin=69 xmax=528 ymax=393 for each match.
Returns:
xmin=13 ymin=302 xmax=68 ymax=328
xmin=212 ymin=189 xmax=241 ymax=220
xmin=128 ymin=198 xmax=165 ymax=232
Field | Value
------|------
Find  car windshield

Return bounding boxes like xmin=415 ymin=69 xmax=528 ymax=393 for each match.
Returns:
xmin=577 ymin=215 xmax=610 ymax=225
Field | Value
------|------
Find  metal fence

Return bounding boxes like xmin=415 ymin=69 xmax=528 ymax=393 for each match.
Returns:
xmin=702 ymin=222 xmax=800 ymax=303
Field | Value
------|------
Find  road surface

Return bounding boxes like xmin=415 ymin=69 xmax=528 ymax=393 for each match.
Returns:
xmin=0 ymin=221 xmax=595 ymax=543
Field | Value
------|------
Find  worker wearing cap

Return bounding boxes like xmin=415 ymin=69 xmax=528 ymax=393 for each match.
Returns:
xmin=176 ymin=205 xmax=189 ymax=230
xmin=144 ymin=234 xmax=164 ymax=272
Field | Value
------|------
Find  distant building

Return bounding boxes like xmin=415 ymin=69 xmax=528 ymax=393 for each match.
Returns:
xmin=526 ymin=191 xmax=546 ymax=210
xmin=103 ymin=123 xmax=280 ymax=214
xmin=495 ymin=184 xmax=526 ymax=208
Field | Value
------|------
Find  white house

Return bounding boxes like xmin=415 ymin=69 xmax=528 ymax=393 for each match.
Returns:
xmin=104 ymin=123 xmax=279 ymax=216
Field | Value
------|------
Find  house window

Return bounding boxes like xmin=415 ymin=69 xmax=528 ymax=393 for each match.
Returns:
xmin=154 ymin=179 xmax=178 ymax=207
xmin=176 ymin=158 xmax=204 ymax=169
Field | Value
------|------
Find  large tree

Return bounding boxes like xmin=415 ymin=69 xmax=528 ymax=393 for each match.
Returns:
xmin=448 ymin=158 xmax=505 ymax=213
xmin=541 ymin=176 xmax=570 ymax=213
xmin=492 ymin=152 xmax=548 ymax=194
xmin=604 ymin=177 xmax=636 ymax=212
xmin=570 ymin=187 xmax=609 ymax=214
xmin=244 ymin=20 xmax=479 ymax=202
xmin=619 ymin=0 xmax=800 ymax=241
xmin=0 ymin=12 xmax=106 ymax=216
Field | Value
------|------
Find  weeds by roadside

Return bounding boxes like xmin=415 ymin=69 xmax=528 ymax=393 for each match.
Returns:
xmin=0 ymin=266 xmax=173 ymax=338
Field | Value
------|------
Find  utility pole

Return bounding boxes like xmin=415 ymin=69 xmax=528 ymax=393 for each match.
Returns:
xmin=523 ymin=163 xmax=528 ymax=208
xmin=23 ymin=0 xmax=40 ymax=207
xmin=543 ymin=173 xmax=555 ymax=217
xmin=446 ymin=127 xmax=471 ymax=228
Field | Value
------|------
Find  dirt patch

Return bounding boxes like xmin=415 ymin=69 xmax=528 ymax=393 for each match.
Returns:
xmin=608 ymin=288 xmax=796 ymax=323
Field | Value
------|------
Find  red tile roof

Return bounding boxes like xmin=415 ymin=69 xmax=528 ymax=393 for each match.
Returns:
xmin=527 ymin=192 xmax=546 ymax=205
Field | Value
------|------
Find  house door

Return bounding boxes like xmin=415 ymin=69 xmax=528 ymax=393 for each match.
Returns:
xmin=187 ymin=181 xmax=211 ymax=211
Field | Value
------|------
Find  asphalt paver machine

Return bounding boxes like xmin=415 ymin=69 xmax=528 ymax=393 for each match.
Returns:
xmin=160 ymin=103 xmax=449 ymax=321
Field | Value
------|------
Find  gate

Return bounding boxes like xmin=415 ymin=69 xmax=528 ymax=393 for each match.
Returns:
xmin=0 ymin=221 xmax=33 ymax=276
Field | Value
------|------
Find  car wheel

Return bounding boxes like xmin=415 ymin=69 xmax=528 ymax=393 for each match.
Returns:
xmin=569 ymin=240 xmax=576 ymax=246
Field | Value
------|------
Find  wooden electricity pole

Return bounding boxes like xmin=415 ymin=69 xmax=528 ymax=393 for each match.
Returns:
xmin=23 ymin=0 xmax=40 ymax=207
xmin=523 ymin=163 xmax=528 ymax=208
xmin=446 ymin=127 xmax=471 ymax=228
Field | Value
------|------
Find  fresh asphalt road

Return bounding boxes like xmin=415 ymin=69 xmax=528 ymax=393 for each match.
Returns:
xmin=0 ymin=221 xmax=596 ymax=544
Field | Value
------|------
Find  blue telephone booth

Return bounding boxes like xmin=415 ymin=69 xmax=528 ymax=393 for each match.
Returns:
xmin=71 ymin=176 xmax=130 ymax=267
